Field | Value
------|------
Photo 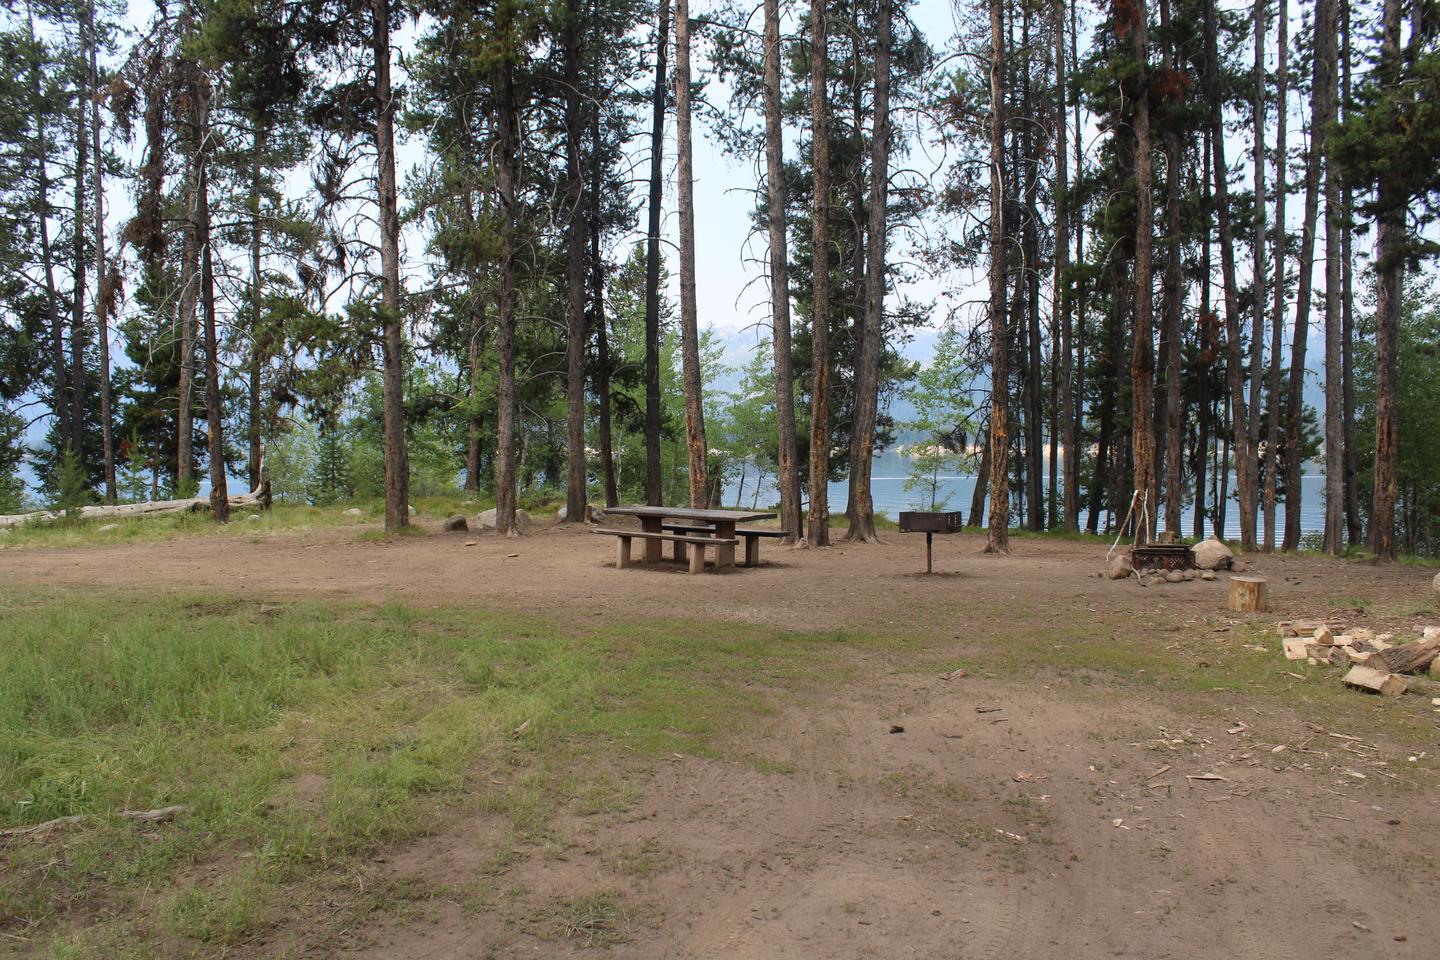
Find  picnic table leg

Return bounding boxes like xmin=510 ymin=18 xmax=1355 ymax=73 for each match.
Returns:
xmin=688 ymin=541 xmax=706 ymax=574
xmin=616 ymin=535 xmax=632 ymax=569
xmin=743 ymin=535 xmax=760 ymax=567
xmin=641 ymin=516 xmax=664 ymax=563
xmin=713 ymin=521 xmax=737 ymax=569
xmin=673 ymin=539 xmax=687 ymax=564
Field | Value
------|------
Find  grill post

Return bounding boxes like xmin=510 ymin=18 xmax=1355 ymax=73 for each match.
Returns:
xmin=926 ymin=532 xmax=933 ymax=574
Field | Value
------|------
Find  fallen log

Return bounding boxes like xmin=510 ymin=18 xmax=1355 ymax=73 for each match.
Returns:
xmin=0 ymin=805 xmax=187 ymax=840
xmin=1364 ymin=637 xmax=1440 ymax=676
xmin=0 ymin=490 xmax=263 ymax=529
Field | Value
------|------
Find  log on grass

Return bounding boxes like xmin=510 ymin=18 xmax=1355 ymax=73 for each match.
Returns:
xmin=0 ymin=805 xmax=187 ymax=840
xmin=0 ymin=490 xmax=263 ymax=529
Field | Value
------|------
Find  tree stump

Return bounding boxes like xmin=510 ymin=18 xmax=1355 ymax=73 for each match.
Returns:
xmin=1227 ymin=575 xmax=1267 ymax=613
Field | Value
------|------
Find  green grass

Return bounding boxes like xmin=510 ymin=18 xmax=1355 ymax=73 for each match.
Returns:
xmin=0 ymin=502 xmax=372 ymax=551
xmin=0 ymin=588 xmax=868 ymax=957
xmin=3 ymin=568 xmax=1435 ymax=956
xmin=0 ymin=492 xmax=558 ymax=553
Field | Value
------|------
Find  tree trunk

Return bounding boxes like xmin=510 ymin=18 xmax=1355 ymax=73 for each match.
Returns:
xmin=177 ymin=63 xmax=203 ymax=494
xmin=196 ymin=100 xmax=228 ymax=524
xmin=248 ymin=132 xmax=265 ymax=492
xmin=1369 ymin=0 xmax=1402 ymax=561
xmin=590 ymin=110 xmax=618 ymax=508
xmin=465 ymin=297 xmax=485 ymax=491
xmin=1339 ymin=0 xmax=1361 ymax=547
xmin=1205 ymin=0 xmax=1253 ymax=549
xmin=1019 ymin=4 xmax=1043 ymax=533
xmin=968 ymin=423 xmax=990 ymax=528
xmin=1160 ymin=0 xmax=1184 ymax=538
xmin=1196 ymin=134 xmax=1212 ymax=540
xmin=642 ymin=0 xmax=669 ymax=505
xmin=984 ymin=0 xmax=1009 ymax=554
xmin=674 ymin=0 xmax=709 ymax=507
xmin=1069 ymin=0 xmax=1085 ymax=532
xmin=1248 ymin=0 xmax=1267 ymax=544
xmin=1263 ymin=0 xmax=1288 ymax=550
xmin=27 ymin=4 xmax=67 ymax=454
xmin=562 ymin=1 xmax=589 ymax=522
xmin=806 ymin=0 xmax=832 ymax=548
xmin=494 ymin=2 xmax=520 ymax=534
xmin=1216 ymin=391 xmax=1230 ymax=538
xmin=1129 ymin=0 xmax=1157 ymax=545
xmin=764 ymin=0 xmax=800 ymax=542
xmin=373 ymin=0 xmax=409 ymax=532
xmin=85 ymin=0 xmax=114 ymax=502
xmin=1055 ymin=0 xmax=1074 ymax=532
xmin=70 ymin=94 xmax=86 ymax=466
xmin=1317 ymin=0 xmax=1343 ymax=556
xmin=1284 ymin=0 xmax=1326 ymax=552
xmin=844 ymin=0 xmax=891 ymax=543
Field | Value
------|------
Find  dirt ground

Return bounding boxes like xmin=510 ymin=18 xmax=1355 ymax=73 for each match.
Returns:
xmin=5 ymin=520 xmax=1440 ymax=958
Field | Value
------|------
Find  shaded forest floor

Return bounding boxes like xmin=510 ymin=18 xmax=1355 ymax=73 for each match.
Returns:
xmin=2 ymin=516 xmax=1439 ymax=958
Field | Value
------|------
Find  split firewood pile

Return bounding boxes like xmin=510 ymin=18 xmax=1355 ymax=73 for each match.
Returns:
xmin=1279 ymin=619 xmax=1440 ymax=699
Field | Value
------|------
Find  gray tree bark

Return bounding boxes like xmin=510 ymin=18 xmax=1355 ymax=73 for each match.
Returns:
xmin=1263 ymin=0 xmax=1288 ymax=550
xmin=1205 ymin=0 xmax=1254 ymax=550
xmin=984 ymin=0 xmax=1009 ymax=555
xmin=806 ymin=0 xmax=832 ymax=548
xmin=643 ymin=0 xmax=669 ymax=505
xmin=844 ymin=0 xmax=892 ymax=543
xmin=764 ymin=0 xmax=800 ymax=542
xmin=1370 ymin=0 xmax=1403 ymax=561
xmin=1130 ymin=0 xmax=1157 ymax=545
xmin=373 ymin=0 xmax=409 ymax=532
xmin=1317 ymin=0 xmax=1343 ymax=555
xmin=563 ymin=0 xmax=589 ymax=522
xmin=85 ymin=0 xmax=114 ymax=501
xmin=1055 ymin=0 xmax=1075 ymax=532
xmin=674 ymin=0 xmax=709 ymax=507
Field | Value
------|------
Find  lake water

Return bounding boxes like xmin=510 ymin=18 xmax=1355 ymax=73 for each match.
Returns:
xmin=723 ymin=448 xmax=1327 ymax=539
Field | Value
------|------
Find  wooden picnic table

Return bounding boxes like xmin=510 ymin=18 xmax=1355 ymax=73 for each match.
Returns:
xmin=602 ymin=504 xmax=777 ymax=569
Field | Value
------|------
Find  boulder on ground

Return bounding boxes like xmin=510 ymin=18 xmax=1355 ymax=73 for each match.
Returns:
xmin=556 ymin=503 xmax=603 ymax=523
xmin=345 ymin=507 xmax=363 ymax=517
xmin=98 ymin=523 xmax=120 ymax=532
xmin=1164 ymin=569 xmax=1185 ymax=583
xmin=442 ymin=514 xmax=468 ymax=532
xmin=1201 ymin=570 xmax=1216 ymax=581
xmin=407 ymin=504 xmax=417 ymax=516
xmin=475 ymin=507 xmax=532 ymax=533
xmin=1433 ymin=571 xmax=1440 ymax=598
xmin=1107 ymin=553 xmax=1133 ymax=580
xmin=1192 ymin=536 xmax=1235 ymax=571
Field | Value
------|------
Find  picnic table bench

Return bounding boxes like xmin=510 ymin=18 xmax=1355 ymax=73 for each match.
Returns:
xmin=594 ymin=505 xmax=782 ymax=573
xmin=660 ymin=523 xmax=787 ymax=567
xmin=592 ymin=528 xmax=737 ymax=574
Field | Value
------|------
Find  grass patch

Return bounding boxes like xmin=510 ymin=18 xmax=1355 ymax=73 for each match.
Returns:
xmin=0 ymin=588 xmax=871 ymax=956
xmin=0 ymin=502 xmax=374 ymax=551
xmin=956 ymin=606 xmax=1440 ymax=751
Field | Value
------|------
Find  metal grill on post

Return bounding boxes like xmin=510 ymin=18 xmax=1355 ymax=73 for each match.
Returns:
xmin=898 ymin=511 xmax=965 ymax=574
